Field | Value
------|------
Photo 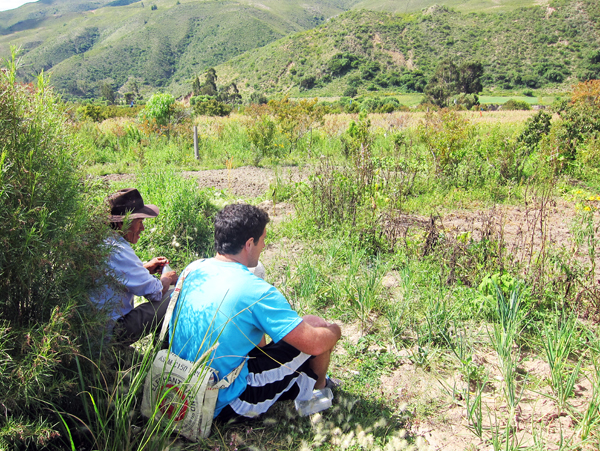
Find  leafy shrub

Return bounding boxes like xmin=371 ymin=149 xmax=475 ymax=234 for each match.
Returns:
xmin=78 ymin=104 xmax=107 ymax=122
xmin=517 ymin=110 xmax=551 ymax=150
xmin=193 ymin=98 xmax=232 ymax=117
xmin=476 ymin=126 xmax=529 ymax=184
xmin=268 ymin=96 xmax=325 ymax=152
xmin=139 ymin=92 xmax=175 ymax=126
xmin=77 ymin=104 xmax=144 ymax=122
xmin=340 ymin=111 xmax=372 ymax=158
xmin=502 ymin=99 xmax=532 ymax=110
xmin=246 ymin=113 xmax=279 ymax=164
xmin=417 ymin=108 xmax=474 ymax=176
xmin=522 ymin=75 xmax=541 ymax=88
xmin=249 ymin=91 xmax=268 ymax=105
xmin=327 ymin=52 xmax=360 ymax=77
xmin=299 ymin=75 xmax=316 ymax=90
xmin=343 ymin=86 xmax=358 ymax=98
xmin=0 ymin=52 xmax=109 ymax=448
xmin=574 ymin=136 xmax=600 ymax=180
xmin=540 ymin=80 xmax=600 ymax=174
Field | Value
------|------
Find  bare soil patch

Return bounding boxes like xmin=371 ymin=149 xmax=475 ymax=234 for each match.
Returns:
xmin=102 ymin=166 xmax=306 ymax=199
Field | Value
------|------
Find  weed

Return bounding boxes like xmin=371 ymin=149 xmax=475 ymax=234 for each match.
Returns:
xmin=542 ymin=315 xmax=582 ymax=413
xmin=465 ymin=378 xmax=487 ymax=439
xmin=489 ymin=283 xmax=526 ymax=415
xmin=342 ymin=255 xmax=387 ymax=334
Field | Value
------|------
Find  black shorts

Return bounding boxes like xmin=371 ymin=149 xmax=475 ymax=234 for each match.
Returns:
xmin=216 ymin=340 xmax=317 ymax=422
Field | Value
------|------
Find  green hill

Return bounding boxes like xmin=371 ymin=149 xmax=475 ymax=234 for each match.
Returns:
xmin=1 ymin=0 xmax=598 ymax=99
xmin=214 ymin=0 xmax=600 ymax=99
xmin=0 ymin=0 xmax=360 ymax=98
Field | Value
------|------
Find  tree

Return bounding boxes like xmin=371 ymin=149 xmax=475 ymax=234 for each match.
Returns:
xmin=425 ymin=60 xmax=460 ymax=107
xmin=100 ymin=81 xmax=115 ymax=105
xmin=457 ymin=61 xmax=483 ymax=95
xmin=124 ymin=92 xmax=135 ymax=105
xmin=249 ymin=91 xmax=268 ymax=105
xmin=343 ymin=86 xmax=358 ymax=98
xmin=218 ymin=82 xmax=242 ymax=105
xmin=140 ymin=92 xmax=175 ymax=126
xmin=193 ymin=98 xmax=232 ymax=116
xmin=268 ymin=96 xmax=326 ymax=152
xmin=299 ymin=75 xmax=316 ymax=91
xmin=425 ymin=60 xmax=483 ymax=108
xmin=192 ymin=75 xmax=201 ymax=96
xmin=200 ymin=68 xmax=218 ymax=96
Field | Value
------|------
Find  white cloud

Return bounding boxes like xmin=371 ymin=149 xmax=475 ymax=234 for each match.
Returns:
xmin=0 ymin=0 xmax=39 ymax=12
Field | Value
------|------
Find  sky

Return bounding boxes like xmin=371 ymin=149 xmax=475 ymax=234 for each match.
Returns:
xmin=0 ymin=0 xmax=39 ymax=12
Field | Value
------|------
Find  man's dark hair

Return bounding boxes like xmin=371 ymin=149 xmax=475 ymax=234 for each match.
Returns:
xmin=214 ymin=204 xmax=270 ymax=255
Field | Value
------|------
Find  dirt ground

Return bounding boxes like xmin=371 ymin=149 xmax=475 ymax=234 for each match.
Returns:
xmin=103 ymin=166 xmax=306 ymax=199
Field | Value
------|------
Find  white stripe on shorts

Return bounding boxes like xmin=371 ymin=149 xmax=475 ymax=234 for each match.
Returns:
xmin=246 ymin=351 xmax=312 ymax=387
xmin=229 ymin=371 xmax=316 ymax=417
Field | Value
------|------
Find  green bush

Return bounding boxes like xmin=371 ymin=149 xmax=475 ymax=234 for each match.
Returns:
xmin=340 ymin=111 xmax=372 ymax=158
xmin=193 ymin=98 xmax=232 ymax=117
xmin=78 ymin=104 xmax=107 ymax=122
xmin=517 ymin=110 xmax=552 ymax=150
xmin=540 ymin=82 xmax=600 ymax=174
xmin=139 ymin=92 xmax=175 ymax=126
xmin=501 ymin=99 xmax=532 ymax=111
xmin=343 ymin=86 xmax=358 ymax=98
xmin=246 ymin=113 xmax=279 ymax=164
xmin=0 ymin=53 xmax=109 ymax=448
xmin=77 ymin=104 xmax=145 ymax=122
xmin=417 ymin=108 xmax=474 ymax=177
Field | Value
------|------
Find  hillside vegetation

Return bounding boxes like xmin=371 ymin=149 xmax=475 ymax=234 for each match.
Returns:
xmin=1 ymin=0 xmax=598 ymax=99
xmin=0 ymin=0 xmax=359 ymax=99
xmin=217 ymin=0 xmax=600 ymax=99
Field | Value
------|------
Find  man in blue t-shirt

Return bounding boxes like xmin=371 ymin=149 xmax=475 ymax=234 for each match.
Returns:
xmin=170 ymin=204 xmax=341 ymax=421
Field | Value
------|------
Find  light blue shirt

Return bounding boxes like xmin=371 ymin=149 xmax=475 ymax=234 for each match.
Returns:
xmin=91 ymin=235 xmax=163 ymax=320
xmin=169 ymin=258 xmax=302 ymax=417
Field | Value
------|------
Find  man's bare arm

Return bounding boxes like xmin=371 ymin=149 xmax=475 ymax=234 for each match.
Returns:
xmin=283 ymin=317 xmax=341 ymax=356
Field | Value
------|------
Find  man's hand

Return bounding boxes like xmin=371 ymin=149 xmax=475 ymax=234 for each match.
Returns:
xmin=160 ymin=270 xmax=178 ymax=296
xmin=144 ymin=256 xmax=169 ymax=274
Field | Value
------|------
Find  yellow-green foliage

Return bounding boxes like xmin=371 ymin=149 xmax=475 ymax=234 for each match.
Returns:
xmin=417 ymin=108 xmax=474 ymax=175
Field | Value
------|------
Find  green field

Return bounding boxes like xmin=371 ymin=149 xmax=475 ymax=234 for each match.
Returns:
xmin=354 ymin=0 xmax=540 ymax=13
xmin=479 ymin=95 xmax=558 ymax=105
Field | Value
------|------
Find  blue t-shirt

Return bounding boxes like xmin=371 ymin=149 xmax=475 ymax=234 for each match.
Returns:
xmin=169 ymin=258 xmax=302 ymax=417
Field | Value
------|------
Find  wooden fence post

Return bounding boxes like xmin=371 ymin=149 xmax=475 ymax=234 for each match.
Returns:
xmin=194 ymin=125 xmax=199 ymax=160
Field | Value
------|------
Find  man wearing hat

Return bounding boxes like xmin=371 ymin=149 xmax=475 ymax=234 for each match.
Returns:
xmin=91 ymin=188 xmax=178 ymax=344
